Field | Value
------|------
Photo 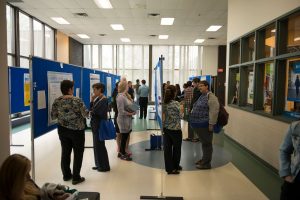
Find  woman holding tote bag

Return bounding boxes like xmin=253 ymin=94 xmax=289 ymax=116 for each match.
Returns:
xmin=90 ymin=83 xmax=110 ymax=172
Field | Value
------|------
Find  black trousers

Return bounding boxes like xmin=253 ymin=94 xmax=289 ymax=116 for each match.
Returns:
xmin=57 ymin=125 xmax=85 ymax=180
xmin=280 ymin=180 xmax=300 ymax=200
xmin=163 ymin=128 xmax=182 ymax=172
xmin=120 ymin=132 xmax=130 ymax=154
xmin=92 ymin=130 xmax=110 ymax=170
xmin=139 ymin=97 xmax=148 ymax=118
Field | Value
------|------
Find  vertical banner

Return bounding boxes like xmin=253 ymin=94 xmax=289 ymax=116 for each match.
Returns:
xmin=107 ymin=76 xmax=112 ymax=97
xmin=47 ymin=71 xmax=73 ymax=125
xmin=90 ymin=73 xmax=100 ymax=101
xmin=154 ymin=59 xmax=163 ymax=128
xmin=24 ymin=73 xmax=30 ymax=106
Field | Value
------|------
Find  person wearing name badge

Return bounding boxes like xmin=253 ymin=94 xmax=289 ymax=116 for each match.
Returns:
xmin=51 ymin=80 xmax=89 ymax=185
xmin=117 ymin=80 xmax=136 ymax=161
xmin=190 ymin=80 xmax=219 ymax=170
xmin=90 ymin=83 xmax=110 ymax=172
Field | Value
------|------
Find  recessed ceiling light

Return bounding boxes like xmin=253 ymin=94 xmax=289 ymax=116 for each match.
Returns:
xmin=194 ymin=39 xmax=205 ymax=43
xmin=77 ymin=34 xmax=90 ymax=39
xmin=159 ymin=35 xmax=169 ymax=39
xmin=110 ymin=24 xmax=124 ymax=30
xmin=271 ymin=29 xmax=276 ymax=33
xmin=161 ymin=18 xmax=175 ymax=25
xmin=206 ymin=25 xmax=222 ymax=32
xmin=120 ymin=38 xmax=130 ymax=42
xmin=93 ymin=0 xmax=113 ymax=9
xmin=294 ymin=37 xmax=300 ymax=41
xmin=51 ymin=17 xmax=70 ymax=25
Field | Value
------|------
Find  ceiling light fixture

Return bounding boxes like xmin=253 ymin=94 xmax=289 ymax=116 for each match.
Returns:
xmin=194 ymin=39 xmax=205 ymax=43
xmin=51 ymin=17 xmax=70 ymax=25
xmin=294 ymin=37 xmax=300 ymax=41
xmin=121 ymin=38 xmax=130 ymax=42
xmin=161 ymin=18 xmax=175 ymax=25
xmin=159 ymin=35 xmax=169 ymax=39
xmin=77 ymin=34 xmax=90 ymax=39
xmin=206 ymin=25 xmax=222 ymax=32
xmin=110 ymin=24 xmax=124 ymax=30
xmin=93 ymin=0 xmax=113 ymax=9
xmin=271 ymin=29 xmax=276 ymax=33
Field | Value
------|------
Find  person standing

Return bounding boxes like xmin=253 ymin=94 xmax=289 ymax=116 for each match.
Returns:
xmin=182 ymin=81 xmax=193 ymax=141
xmin=128 ymin=81 xmax=135 ymax=100
xmin=295 ymin=75 xmax=300 ymax=96
xmin=279 ymin=120 xmax=300 ymax=200
xmin=138 ymin=80 xmax=150 ymax=119
xmin=90 ymin=83 xmax=110 ymax=172
xmin=135 ymin=79 xmax=141 ymax=104
xmin=190 ymin=80 xmax=219 ymax=170
xmin=117 ymin=80 xmax=136 ymax=161
xmin=163 ymin=85 xmax=183 ymax=175
xmin=51 ymin=80 xmax=88 ymax=185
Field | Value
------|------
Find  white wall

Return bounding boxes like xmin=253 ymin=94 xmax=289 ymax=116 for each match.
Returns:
xmin=0 ymin=1 xmax=10 ymax=165
xmin=201 ymin=46 xmax=218 ymax=76
xmin=226 ymin=0 xmax=300 ymax=169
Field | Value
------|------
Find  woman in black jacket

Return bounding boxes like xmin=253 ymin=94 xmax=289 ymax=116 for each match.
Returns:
xmin=90 ymin=83 xmax=110 ymax=172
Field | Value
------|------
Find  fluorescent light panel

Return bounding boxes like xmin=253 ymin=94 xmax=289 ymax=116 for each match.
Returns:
xmin=111 ymin=24 xmax=124 ymax=30
xmin=206 ymin=25 xmax=222 ymax=32
xmin=94 ymin=0 xmax=113 ymax=9
xmin=194 ymin=39 xmax=205 ymax=43
xmin=121 ymin=38 xmax=130 ymax=42
xmin=51 ymin=17 xmax=70 ymax=25
xmin=77 ymin=34 xmax=90 ymax=39
xmin=161 ymin=18 xmax=175 ymax=25
xmin=159 ymin=35 xmax=169 ymax=39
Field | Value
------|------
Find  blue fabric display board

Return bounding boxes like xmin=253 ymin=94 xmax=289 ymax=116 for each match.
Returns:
xmin=31 ymin=57 xmax=82 ymax=139
xmin=154 ymin=59 xmax=163 ymax=128
xmin=9 ymin=67 xmax=30 ymax=114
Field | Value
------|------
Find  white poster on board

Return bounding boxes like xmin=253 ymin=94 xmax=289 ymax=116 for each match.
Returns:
xmin=247 ymin=72 xmax=254 ymax=104
xmin=106 ymin=77 xmax=112 ymax=97
xmin=90 ymin=73 xmax=100 ymax=101
xmin=47 ymin=71 xmax=73 ymax=125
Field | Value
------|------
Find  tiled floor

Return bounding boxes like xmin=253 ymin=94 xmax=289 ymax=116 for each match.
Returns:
xmin=10 ymin=116 xmax=277 ymax=200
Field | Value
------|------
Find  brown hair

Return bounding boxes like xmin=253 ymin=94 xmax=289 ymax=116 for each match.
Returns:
xmin=164 ymin=85 xmax=176 ymax=104
xmin=60 ymin=80 xmax=74 ymax=95
xmin=199 ymin=80 xmax=210 ymax=88
xmin=0 ymin=154 xmax=31 ymax=200
xmin=92 ymin=82 xmax=105 ymax=93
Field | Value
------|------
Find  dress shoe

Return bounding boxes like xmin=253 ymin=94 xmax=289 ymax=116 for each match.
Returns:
xmin=63 ymin=175 xmax=72 ymax=181
xmin=196 ymin=163 xmax=211 ymax=170
xmin=195 ymin=159 xmax=203 ymax=165
xmin=177 ymin=165 xmax=183 ymax=171
xmin=97 ymin=168 xmax=110 ymax=172
xmin=72 ymin=177 xmax=85 ymax=185
xmin=167 ymin=170 xmax=180 ymax=175
xmin=183 ymin=138 xmax=192 ymax=141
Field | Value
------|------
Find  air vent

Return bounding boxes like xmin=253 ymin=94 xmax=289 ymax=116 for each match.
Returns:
xmin=7 ymin=0 xmax=24 ymax=3
xmin=208 ymin=37 xmax=216 ymax=40
xmin=99 ymin=34 xmax=106 ymax=36
xmin=73 ymin=13 xmax=88 ymax=17
xmin=148 ymin=13 xmax=160 ymax=17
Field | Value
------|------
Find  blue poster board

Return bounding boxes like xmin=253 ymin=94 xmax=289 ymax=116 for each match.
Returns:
xmin=31 ymin=57 xmax=82 ymax=138
xmin=189 ymin=75 xmax=212 ymax=90
xmin=9 ymin=67 xmax=30 ymax=114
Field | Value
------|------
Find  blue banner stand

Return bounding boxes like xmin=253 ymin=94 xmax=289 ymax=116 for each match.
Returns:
xmin=140 ymin=55 xmax=183 ymax=200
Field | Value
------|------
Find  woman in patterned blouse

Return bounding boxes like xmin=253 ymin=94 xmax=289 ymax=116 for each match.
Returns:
xmin=163 ymin=85 xmax=183 ymax=175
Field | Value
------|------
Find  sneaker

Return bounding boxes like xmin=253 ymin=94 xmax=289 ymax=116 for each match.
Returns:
xmin=120 ymin=154 xmax=132 ymax=161
xmin=196 ymin=164 xmax=211 ymax=170
xmin=72 ymin=177 xmax=85 ymax=185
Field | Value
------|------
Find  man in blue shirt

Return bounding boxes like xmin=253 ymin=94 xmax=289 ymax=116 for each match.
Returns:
xmin=279 ymin=120 xmax=300 ymax=200
xmin=138 ymin=80 xmax=149 ymax=119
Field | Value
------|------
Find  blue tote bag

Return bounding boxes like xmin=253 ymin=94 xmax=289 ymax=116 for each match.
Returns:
xmin=98 ymin=113 xmax=116 ymax=141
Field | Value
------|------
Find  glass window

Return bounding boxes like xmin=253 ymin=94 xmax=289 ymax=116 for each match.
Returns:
xmin=33 ymin=20 xmax=43 ymax=57
xmin=262 ymin=62 xmax=275 ymax=114
xmin=287 ymin=12 xmax=300 ymax=53
xmin=240 ymin=66 xmax=254 ymax=106
xmin=45 ymin=26 xmax=54 ymax=59
xmin=6 ymin=5 xmax=14 ymax=54
xmin=143 ymin=46 xmax=149 ymax=69
xmin=242 ymin=34 xmax=255 ymax=62
xmin=284 ymin=58 xmax=300 ymax=119
xmin=7 ymin=55 xmax=14 ymax=66
xmin=92 ymin=45 xmax=99 ymax=68
xmin=133 ymin=45 xmax=142 ymax=69
xmin=264 ymin=24 xmax=276 ymax=58
xmin=230 ymin=41 xmax=240 ymax=65
xmin=124 ymin=45 xmax=132 ymax=69
xmin=84 ymin=45 xmax=92 ymax=68
xmin=19 ymin=12 xmax=31 ymax=57
xmin=20 ymin=57 xmax=29 ymax=68
xmin=228 ymin=68 xmax=240 ymax=105
xmin=102 ymin=45 xmax=113 ymax=69
xmin=174 ymin=46 xmax=180 ymax=69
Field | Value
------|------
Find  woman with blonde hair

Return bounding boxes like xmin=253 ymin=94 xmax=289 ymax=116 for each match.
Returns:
xmin=116 ymin=80 xmax=136 ymax=161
